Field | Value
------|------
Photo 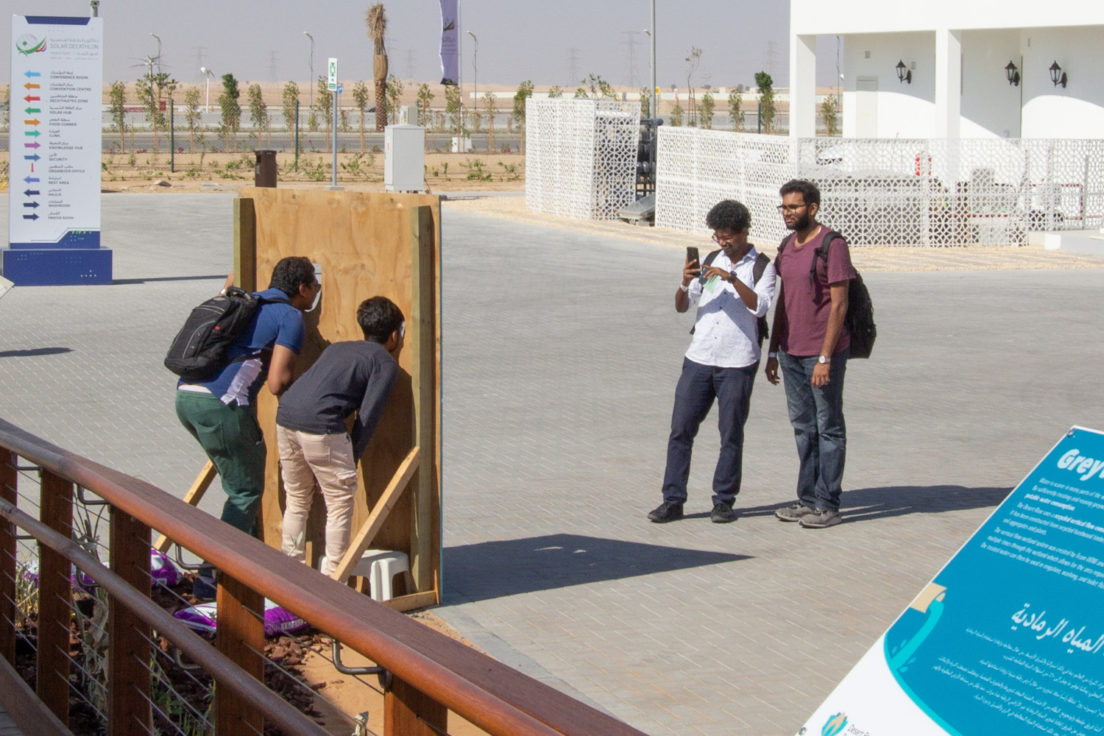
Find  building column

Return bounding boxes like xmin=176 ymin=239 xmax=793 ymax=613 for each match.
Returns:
xmin=934 ymin=28 xmax=961 ymax=138
xmin=789 ymin=33 xmax=817 ymax=138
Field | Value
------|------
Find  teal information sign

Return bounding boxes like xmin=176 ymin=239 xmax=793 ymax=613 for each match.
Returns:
xmin=799 ymin=427 xmax=1104 ymax=735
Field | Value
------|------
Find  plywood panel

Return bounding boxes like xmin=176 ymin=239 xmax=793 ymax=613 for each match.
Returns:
xmin=238 ymin=189 xmax=440 ymax=603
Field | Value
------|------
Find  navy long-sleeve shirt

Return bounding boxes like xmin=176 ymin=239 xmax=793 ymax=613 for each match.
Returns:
xmin=275 ymin=340 xmax=399 ymax=458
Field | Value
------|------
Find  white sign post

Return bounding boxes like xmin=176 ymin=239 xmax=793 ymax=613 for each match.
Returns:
xmin=327 ymin=57 xmax=340 ymax=189
xmin=5 ymin=15 xmax=110 ymax=284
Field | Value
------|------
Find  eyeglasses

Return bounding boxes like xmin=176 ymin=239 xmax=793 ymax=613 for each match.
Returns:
xmin=777 ymin=204 xmax=808 ymax=213
xmin=711 ymin=233 xmax=736 ymax=244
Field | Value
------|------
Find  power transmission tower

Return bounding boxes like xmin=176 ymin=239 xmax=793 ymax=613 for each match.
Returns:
xmin=193 ymin=46 xmax=206 ymax=79
xmin=765 ymin=41 xmax=778 ymax=78
xmin=622 ymin=30 xmax=640 ymax=87
xmin=568 ymin=47 xmax=580 ymax=86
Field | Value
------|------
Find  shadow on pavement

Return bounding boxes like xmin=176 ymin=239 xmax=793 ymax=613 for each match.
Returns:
xmin=443 ymin=533 xmax=749 ymax=603
xmin=112 ymin=274 xmax=227 ymax=285
xmin=736 ymin=485 xmax=1011 ymax=523
xmin=0 ymin=347 xmax=73 ymax=358
xmin=841 ymin=484 xmax=1012 ymax=522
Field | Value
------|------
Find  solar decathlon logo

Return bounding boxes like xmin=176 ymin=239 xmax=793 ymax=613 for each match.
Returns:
xmin=16 ymin=34 xmax=47 ymax=55
xmin=822 ymin=712 xmax=848 ymax=736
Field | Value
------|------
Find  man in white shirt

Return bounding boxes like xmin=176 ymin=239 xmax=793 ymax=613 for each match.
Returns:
xmin=648 ymin=200 xmax=777 ymax=524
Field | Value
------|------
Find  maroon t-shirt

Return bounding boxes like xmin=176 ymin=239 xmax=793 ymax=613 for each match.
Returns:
xmin=776 ymin=227 xmax=856 ymax=357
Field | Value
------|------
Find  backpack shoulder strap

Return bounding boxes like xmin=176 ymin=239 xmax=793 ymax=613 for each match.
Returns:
xmin=810 ymin=229 xmax=843 ymax=281
xmin=253 ymin=292 xmax=291 ymax=305
xmin=752 ymin=252 xmax=770 ymax=285
xmin=701 ymin=248 xmax=721 ymax=268
xmin=777 ymin=232 xmax=793 ymax=256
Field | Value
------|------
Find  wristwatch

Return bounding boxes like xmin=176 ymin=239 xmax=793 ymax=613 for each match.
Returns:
xmin=727 ymin=272 xmax=738 ymax=284
xmin=817 ymin=355 xmax=830 ymax=365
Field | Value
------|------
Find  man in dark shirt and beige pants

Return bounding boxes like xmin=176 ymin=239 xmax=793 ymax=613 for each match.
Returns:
xmin=276 ymin=296 xmax=404 ymax=576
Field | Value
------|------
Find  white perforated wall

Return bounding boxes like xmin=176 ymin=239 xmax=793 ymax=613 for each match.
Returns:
xmin=525 ymin=99 xmax=640 ymax=220
xmin=655 ymin=130 xmax=1104 ymax=246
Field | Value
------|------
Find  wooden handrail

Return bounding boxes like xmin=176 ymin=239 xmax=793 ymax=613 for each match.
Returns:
xmin=0 ymin=418 xmax=648 ymax=736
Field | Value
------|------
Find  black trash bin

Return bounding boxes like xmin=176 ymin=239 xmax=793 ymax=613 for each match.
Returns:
xmin=254 ymin=150 xmax=277 ymax=187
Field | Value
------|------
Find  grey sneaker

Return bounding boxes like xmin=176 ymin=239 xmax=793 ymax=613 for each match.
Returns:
xmin=710 ymin=503 xmax=738 ymax=523
xmin=648 ymin=501 xmax=684 ymax=523
xmin=800 ymin=508 xmax=842 ymax=528
xmin=774 ymin=502 xmax=816 ymax=522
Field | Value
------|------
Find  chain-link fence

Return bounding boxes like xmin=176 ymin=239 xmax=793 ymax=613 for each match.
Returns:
xmin=655 ymin=129 xmax=1104 ymax=246
xmin=525 ymin=99 xmax=640 ymax=220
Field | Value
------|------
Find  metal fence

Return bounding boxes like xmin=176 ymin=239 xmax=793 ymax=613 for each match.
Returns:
xmin=525 ymin=99 xmax=640 ymax=220
xmin=655 ymin=129 xmax=1104 ymax=246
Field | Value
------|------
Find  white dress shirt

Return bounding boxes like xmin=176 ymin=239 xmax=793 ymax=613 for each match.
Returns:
xmin=684 ymin=247 xmax=776 ymax=369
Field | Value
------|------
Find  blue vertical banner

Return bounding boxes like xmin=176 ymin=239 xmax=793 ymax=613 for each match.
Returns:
xmin=438 ymin=0 xmax=458 ymax=85
xmin=799 ymin=426 xmax=1104 ymax=735
xmin=6 ymin=15 xmax=110 ymax=284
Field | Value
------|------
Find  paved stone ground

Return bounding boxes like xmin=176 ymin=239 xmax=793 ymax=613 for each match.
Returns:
xmin=1 ymin=194 xmax=1102 ymax=735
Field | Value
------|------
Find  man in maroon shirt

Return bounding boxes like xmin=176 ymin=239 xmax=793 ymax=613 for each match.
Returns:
xmin=764 ymin=179 xmax=856 ymax=529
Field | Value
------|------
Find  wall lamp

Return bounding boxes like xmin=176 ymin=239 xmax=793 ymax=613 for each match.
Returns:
xmin=1049 ymin=61 xmax=1067 ymax=88
xmin=1004 ymin=61 xmax=1020 ymax=87
xmin=895 ymin=59 xmax=912 ymax=85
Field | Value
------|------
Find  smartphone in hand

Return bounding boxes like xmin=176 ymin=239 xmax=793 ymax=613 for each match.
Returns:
xmin=686 ymin=246 xmax=699 ymax=266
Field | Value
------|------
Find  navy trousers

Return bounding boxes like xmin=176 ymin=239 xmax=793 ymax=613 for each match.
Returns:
xmin=661 ymin=358 xmax=758 ymax=507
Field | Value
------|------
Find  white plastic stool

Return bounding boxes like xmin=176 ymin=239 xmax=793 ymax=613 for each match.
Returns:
xmin=321 ymin=549 xmax=411 ymax=602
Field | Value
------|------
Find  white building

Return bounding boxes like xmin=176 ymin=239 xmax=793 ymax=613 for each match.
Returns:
xmin=789 ymin=0 xmax=1104 ymax=139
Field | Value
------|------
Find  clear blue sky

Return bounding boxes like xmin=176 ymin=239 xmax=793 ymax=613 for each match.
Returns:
xmin=7 ymin=0 xmax=842 ymax=90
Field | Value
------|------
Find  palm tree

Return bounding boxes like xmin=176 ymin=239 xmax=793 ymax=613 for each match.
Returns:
xmin=366 ymin=4 xmax=388 ymax=132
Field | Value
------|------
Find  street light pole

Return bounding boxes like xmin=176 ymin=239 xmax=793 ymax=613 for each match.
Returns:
xmin=200 ymin=66 xmax=214 ymax=113
xmin=150 ymin=33 xmax=162 ymax=76
xmin=650 ymin=0 xmax=656 ymax=119
xmin=467 ymin=31 xmax=478 ymax=134
xmin=303 ymin=31 xmax=314 ymax=110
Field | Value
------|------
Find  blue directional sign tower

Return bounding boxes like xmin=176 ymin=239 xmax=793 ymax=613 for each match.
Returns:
xmin=5 ymin=15 xmax=110 ymax=285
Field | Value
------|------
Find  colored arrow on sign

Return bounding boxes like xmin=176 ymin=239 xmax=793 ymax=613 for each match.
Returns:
xmin=24 ymin=154 xmax=40 ymax=162
xmin=24 ymin=70 xmax=41 ymax=78
xmin=25 ymin=107 xmax=41 ymax=114
xmin=24 ymin=95 xmax=40 ymax=102
xmin=25 ymin=130 xmax=40 ymax=138
xmin=25 ymin=142 xmax=41 ymax=149
xmin=23 ymin=202 xmax=40 ymax=209
xmin=24 ymin=189 xmax=40 ymax=197
xmin=24 ymin=82 xmax=40 ymax=90
xmin=24 ymin=119 xmax=41 ymax=126
xmin=23 ymin=175 xmax=39 ymax=184
xmin=23 ymin=214 xmax=39 ymax=221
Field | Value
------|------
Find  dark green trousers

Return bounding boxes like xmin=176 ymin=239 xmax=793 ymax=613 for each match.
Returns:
xmin=175 ymin=390 xmax=266 ymax=536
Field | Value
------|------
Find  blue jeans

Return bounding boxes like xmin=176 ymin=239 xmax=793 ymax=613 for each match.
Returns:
xmin=662 ymin=358 xmax=758 ymax=507
xmin=779 ymin=350 xmax=848 ymax=511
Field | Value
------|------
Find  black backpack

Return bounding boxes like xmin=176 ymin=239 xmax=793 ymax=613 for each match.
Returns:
xmin=697 ymin=250 xmax=772 ymax=346
xmin=778 ymin=231 xmax=876 ymax=359
xmin=164 ymin=287 xmax=281 ymax=380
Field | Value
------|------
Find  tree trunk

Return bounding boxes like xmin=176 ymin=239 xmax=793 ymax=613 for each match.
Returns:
xmin=374 ymin=55 xmax=388 ymax=132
